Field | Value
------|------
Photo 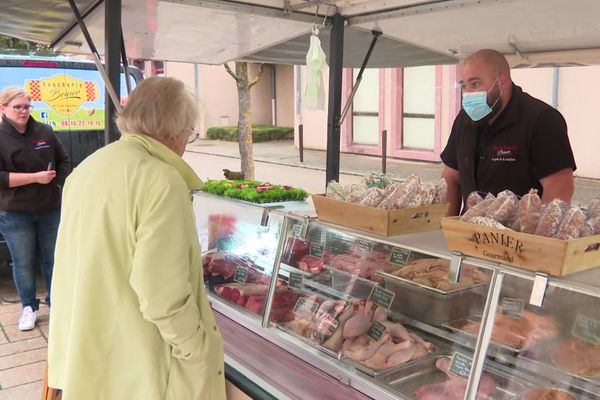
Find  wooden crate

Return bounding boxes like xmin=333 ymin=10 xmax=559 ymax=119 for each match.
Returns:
xmin=441 ymin=217 xmax=600 ymax=276
xmin=311 ymin=194 xmax=449 ymax=236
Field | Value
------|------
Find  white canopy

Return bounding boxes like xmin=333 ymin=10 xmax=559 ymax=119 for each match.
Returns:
xmin=3 ymin=0 xmax=600 ymax=67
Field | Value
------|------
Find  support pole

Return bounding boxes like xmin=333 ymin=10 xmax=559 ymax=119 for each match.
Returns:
xmin=381 ymin=129 xmax=387 ymax=174
xmin=299 ymin=124 xmax=304 ymax=163
xmin=105 ymin=0 xmax=122 ymax=144
xmin=325 ymin=14 xmax=344 ymax=184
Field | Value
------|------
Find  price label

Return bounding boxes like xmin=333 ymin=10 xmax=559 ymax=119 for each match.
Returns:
xmin=573 ymin=314 xmax=600 ymax=344
xmin=366 ymin=320 xmax=386 ymax=341
xmin=388 ymin=247 xmax=411 ymax=266
xmin=233 ymin=267 xmax=247 ymax=283
xmin=291 ymin=224 xmax=302 ymax=238
xmin=310 ymin=243 xmax=324 ymax=259
xmin=355 ymin=238 xmax=374 ymax=255
xmin=314 ymin=312 xmax=339 ymax=335
xmin=501 ymin=298 xmax=524 ymax=318
xmin=369 ymin=286 xmax=395 ymax=310
xmin=449 ymin=352 xmax=472 ymax=379
xmin=288 ymin=272 xmax=304 ymax=290
xmin=293 ymin=297 xmax=319 ymax=319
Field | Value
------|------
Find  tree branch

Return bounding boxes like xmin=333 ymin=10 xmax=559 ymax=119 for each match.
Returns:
xmin=224 ymin=62 xmax=242 ymax=83
xmin=248 ymin=63 xmax=265 ymax=88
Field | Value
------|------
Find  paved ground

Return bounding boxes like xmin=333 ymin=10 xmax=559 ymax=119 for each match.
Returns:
xmin=2 ymin=138 xmax=599 ymax=399
xmin=0 ymin=265 xmax=48 ymax=400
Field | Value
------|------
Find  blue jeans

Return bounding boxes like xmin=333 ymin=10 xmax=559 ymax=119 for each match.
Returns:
xmin=0 ymin=209 xmax=60 ymax=311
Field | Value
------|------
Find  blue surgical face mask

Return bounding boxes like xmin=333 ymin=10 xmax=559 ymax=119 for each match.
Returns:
xmin=462 ymin=77 xmax=501 ymax=121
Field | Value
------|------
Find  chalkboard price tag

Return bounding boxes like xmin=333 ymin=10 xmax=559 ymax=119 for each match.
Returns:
xmin=291 ymin=224 xmax=302 ymax=238
xmin=310 ymin=243 xmax=324 ymax=259
xmin=355 ymin=238 xmax=374 ymax=255
xmin=573 ymin=314 xmax=600 ymax=345
xmin=388 ymin=247 xmax=411 ymax=266
xmin=366 ymin=320 xmax=386 ymax=341
xmin=449 ymin=352 xmax=472 ymax=379
xmin=233 ymin=267 xmax=247 ymax=283
xmin=368 ymin=286 xmax=395 ymax=310
xmin=500 ymin=298 xmax=525 ymax=318
xmin=289 ymin=272 xmax=304 ymax=290
xmin=293 ymin=297 xmax=319 ymax=319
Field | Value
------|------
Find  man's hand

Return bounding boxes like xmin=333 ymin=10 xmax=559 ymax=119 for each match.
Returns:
xmin=540 ymin=168 xmax=574 ymax=204
xmin=442 ymin=165 xmax=462 ymax=216
xmin=35 ymin=170 xmax=56 ymax=184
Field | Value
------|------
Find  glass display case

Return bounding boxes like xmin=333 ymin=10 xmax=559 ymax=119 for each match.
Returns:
xmin=195 ymin=194 xmax=600 ymax=400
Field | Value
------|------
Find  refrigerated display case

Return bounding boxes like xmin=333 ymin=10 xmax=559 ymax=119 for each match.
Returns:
xmin=195 ymin=194 xmax=600 ymax=400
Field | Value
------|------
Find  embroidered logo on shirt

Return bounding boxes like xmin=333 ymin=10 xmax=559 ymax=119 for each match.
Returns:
xmin=32 ymin=139 xmax=50 ymax=150
xmin=491 ymin=145 xmax=517 ymax=162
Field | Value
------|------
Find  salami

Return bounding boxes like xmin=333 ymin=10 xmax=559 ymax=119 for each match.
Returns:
xmin=518 ymin=189 xmax=543 ymax=234
xmin=535 ymin=199 xmax=567 ymax=237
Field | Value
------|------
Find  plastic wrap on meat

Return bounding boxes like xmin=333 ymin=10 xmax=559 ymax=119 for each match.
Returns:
xmin=581 ymin=215 xmax=600 ymax=237
xmin=343 ymin=181 xmax=369 ymax=200
xmin=312 ymin=300 xmax=349 ymax=345
xmin=485 ymin=190 xmax=518 ymax=225
xmin=419 ymin=183 xmax=437 ymax=206
xmin=587 ymin=198 xmax=600 ymax=219
xmin=378 ymin=176 xmax=420 ymax=210
xmin=359 ymin=187 xmax=386 ymax=208
xmin=433 ymin=178 xmax=448 ymax=204
xmin=518 ymin=189 xmax=543 ymax=234
xmin=466 ymin=192 xmax=484 ymax=210
xmin=326 ymin=180 xmax=345 ymax=200
xmin=460 ymin=195 xmax=496 ymax=221
xmin=465 ymin=216 xmax=508 ymax=229
xmin=535 ymin=199 xmax=567 ymax=237
xmin=555 ymin=207 xmax=586 ymax=240
xmin=345 ymin=188 xmax=370 ymax=204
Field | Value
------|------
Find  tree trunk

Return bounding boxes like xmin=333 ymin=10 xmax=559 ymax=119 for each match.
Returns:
xmin=235 ymin=62 xmax=255 ymax=180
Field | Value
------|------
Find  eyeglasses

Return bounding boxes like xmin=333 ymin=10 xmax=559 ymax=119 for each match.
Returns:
xmin=187 ymin=129 xmax=200 ymax=144
xmin=10 ymin=104 xmax=33 ymax=112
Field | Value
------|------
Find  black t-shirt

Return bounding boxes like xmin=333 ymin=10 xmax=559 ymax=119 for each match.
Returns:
xmin=441 ymin=84 xmax=576 ymax=210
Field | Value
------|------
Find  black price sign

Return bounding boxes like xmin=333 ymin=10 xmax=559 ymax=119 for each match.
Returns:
xmin=501 ymin=298 xmax=525 ymax=318
xmin=293 ymin=297 xmax=319 ymax=319
xmin=449 ymin=352 xmax=472 ymax=379
xmin=366 ymin=320 xmax=386 ymax=341
xmin=289 ymin=272 xmax=304 ymax=290
xmin=233 ymin=267 xmax=247 ymax=283
xmin=310 ymin=243 xmax=324 ymax=259
xmin=388 ymin=247 xmax=411 ymax=266
xmin=355 ymin=238 xmax=374 ymax=255
xmin=368 ymin=286 xmax=395 ymax=310
xmin=291 ymin=224 xmax=302 ymax=238
xmin=573 ymin=314 xmax=600 ymax=344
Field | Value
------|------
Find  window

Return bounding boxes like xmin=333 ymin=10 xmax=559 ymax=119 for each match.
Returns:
xmin=402 ymin=66 xmax=436 ymax=151
xmin=351 ymin=68 xmax=380 ymax=145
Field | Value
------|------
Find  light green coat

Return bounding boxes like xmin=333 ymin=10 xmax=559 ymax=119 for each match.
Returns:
xmin=48 ymin=133 xmax=226 ymax=400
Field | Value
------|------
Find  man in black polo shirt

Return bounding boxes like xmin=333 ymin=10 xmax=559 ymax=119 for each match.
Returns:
xmin=441 ymin=49 xmax=576 ymax=216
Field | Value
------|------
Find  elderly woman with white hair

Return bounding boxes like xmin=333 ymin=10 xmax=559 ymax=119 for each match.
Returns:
xmin=48 ymin=77 xmax=226 ymax=399
xmin=0 ymin=87 xmax=70 ymax=331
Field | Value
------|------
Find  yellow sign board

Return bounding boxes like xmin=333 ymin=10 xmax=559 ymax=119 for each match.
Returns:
xmin=25 ymin=74 xmax=99 ymax=117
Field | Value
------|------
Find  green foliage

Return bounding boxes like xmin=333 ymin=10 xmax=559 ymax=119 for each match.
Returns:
xmin=0 ymin=35 xmax=54 ymax=55
xmin=202 ymin=179 xmax=309 ymax=203
xmin=206 ymin=125 xmax=293 ymax=142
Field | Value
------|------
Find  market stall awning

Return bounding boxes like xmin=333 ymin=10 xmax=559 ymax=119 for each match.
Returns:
xmin=3 ymin=0 xmax=600 ymax=67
